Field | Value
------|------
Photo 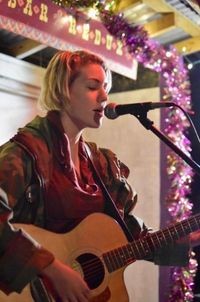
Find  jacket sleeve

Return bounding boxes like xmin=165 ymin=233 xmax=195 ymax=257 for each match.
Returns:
xmin=0 ymin=142 xmax=54 ymax=295
xmin=95 ymin=146 xmax=190 ymax=267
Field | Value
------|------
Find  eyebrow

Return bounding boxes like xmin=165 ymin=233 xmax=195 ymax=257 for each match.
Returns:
xmin=87 ymin=78 xmax=102 ymax=82
xmin=87 ymin=78 xmax=107 ymax=85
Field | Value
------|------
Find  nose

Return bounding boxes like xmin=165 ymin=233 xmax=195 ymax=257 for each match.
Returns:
xmin=98 ymin=87 xmax=108 ymax=103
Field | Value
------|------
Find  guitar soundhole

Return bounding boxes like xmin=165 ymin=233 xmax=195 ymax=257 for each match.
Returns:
xmin=76 ymin=253 xmax=105 ymax=290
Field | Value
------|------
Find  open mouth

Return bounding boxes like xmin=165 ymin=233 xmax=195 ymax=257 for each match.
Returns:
xmin=94 ymin=108 xmax=104 ymax=113
xmin=93 ymin=109 xmax=104 ymax=118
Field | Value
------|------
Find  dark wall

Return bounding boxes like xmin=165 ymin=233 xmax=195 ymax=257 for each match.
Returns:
xmin=188 ymin=62 xmax=200 ymax=301
xmin=110 ymin=63 xmax=158 ymax=93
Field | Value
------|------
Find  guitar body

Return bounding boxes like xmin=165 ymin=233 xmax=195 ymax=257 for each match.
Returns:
xmin=0 ymin=213 xmax=130 ymax=302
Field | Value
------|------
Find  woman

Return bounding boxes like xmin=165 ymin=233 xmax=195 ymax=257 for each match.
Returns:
xmin=0 ymin=50 xmax=198 ymax=302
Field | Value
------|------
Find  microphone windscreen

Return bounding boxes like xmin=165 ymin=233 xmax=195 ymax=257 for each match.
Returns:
xmin=104 ymin=103 xmax=118 ymax=119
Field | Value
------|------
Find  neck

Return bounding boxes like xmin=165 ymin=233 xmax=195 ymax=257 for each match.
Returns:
xmin=60 ymin=111 xmax=83 ymax=176
xmin=60 ymin=111 xmax=83 ymax=144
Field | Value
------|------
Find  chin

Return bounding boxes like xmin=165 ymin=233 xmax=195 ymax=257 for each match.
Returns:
xmin=89 ymin=123 xmax=101 ymax=129
xmin=95 ymin=120 xmax=103 ymax=128
xmin=93 ymin=117 xmax=103 ymax=128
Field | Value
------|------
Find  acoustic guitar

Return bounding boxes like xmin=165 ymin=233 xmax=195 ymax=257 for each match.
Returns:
xmin=0 ymin=212 xmax=199 ymax=302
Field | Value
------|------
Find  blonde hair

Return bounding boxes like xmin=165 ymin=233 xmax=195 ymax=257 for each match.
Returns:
xmin=38 ymin=50 xmax=112 ymax=112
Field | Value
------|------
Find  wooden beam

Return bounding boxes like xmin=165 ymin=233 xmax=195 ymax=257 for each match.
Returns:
xmin=115 ymin=0 xmax=143 ymax=12
xmin=144 ymin=13 xmax=176 ymax=37
xmin=143 ymin=0 xmax=200 ymax=37
xmin=175 ymin=13 xmax=200 ymax=37
xmin=142 ymin=0 xmax=172 ymax=12
xmin=173 ymin=36 xmax=200 ymax=55
xmin=9 ymin=39 xmax=47 ymax=59
xmin=117 ymin=0 xmax=171 ymax=12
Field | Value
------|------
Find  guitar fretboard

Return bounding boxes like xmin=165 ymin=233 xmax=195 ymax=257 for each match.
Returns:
xmin=103 ymin=213 xmax=200 ymax=273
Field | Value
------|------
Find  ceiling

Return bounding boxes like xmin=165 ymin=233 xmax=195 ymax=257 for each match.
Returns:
xmin=116 ymin=0 xmax=200 ymax=64
xmin=0 ymin=0 xmax=199 ymax=69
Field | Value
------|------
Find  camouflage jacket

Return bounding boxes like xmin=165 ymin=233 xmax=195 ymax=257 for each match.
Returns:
xmin=0 ymin=112 xmax=189 ymax=294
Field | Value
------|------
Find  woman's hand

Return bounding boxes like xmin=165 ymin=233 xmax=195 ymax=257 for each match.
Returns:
xmin=41 ymin=259 xmax=91 ymax=302
xmin=178 ymin=230 xmax=200 ymax=248
xmin=189 ymin=230 xmax=200 ymax=248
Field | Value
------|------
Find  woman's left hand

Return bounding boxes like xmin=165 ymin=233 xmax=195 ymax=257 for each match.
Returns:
xmin=189 ymin=230 xmax=200 ymax=248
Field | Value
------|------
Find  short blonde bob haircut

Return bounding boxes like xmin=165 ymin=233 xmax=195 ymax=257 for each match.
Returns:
xmin=38 ymin=50 xmax=112 ymax=112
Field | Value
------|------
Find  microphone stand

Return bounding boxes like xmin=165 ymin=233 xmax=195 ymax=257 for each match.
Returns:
xmin=134 ymin=110 xmax=200 ymax=176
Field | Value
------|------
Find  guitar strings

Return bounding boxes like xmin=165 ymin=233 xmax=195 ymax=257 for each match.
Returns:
xmin=58 ymin=218 xmax=200 ymax=283
xmin=72 ymin=255 xmax=106 ymax=282
xmin=71 ymin=249 xmax=131 ymax=282
xmin=71 ymin=217 xmax=199 ymax=281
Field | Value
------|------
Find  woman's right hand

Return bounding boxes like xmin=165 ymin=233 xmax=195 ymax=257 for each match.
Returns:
xmin=41 ymin=259 xmax=91 ymax=302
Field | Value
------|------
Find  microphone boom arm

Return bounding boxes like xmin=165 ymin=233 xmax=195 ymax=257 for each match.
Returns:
xmin=134 ymin=111 xmax=200 ymax=176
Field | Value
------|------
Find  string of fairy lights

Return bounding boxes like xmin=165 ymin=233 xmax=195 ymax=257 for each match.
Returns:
xmin=51 ymin=1 xmax=197 ymax=301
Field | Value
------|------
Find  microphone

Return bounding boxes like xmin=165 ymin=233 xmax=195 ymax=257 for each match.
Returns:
xmin=104 ymin=101 xmax=175 ymax=119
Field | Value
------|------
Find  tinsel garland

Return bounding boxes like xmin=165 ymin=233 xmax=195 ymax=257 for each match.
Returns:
xmin=161 ymin=47 xmax=198 ymax=302
xmin=51 ymin=1 xmax=197 ymax=300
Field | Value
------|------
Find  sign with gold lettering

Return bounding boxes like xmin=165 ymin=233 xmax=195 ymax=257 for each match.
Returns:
xmin=0 ymin=0 xmax=138 ymax=79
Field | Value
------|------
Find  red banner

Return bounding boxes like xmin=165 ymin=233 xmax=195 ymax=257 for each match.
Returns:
xmin=0 ymin=0 xmax=138 ymax=79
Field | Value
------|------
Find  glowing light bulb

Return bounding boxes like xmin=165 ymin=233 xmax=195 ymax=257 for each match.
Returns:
xmin=166 ymin=51 xmax=172 ymax=57
xmin=187 ymin=63 xmax=193 ymax=70
xmin=182 ymin=46 xmax=187 ymax=53
xmin=87 ymin=8 xmax=98 ymax=19
xmin=60 ymin=15 xmax=69 ymax=24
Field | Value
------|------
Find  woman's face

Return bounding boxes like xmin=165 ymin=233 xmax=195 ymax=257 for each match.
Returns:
xmin=67 ymin=63 xmax=108 ymax=130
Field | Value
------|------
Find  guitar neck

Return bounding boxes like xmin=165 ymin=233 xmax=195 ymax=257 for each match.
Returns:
xmin=103 ymin=213 xmax=200 ymax=273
